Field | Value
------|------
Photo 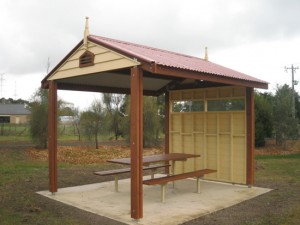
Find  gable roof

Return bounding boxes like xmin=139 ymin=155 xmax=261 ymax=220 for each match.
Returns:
xmin=42 ymin=34 xmax=268 ymax=93
xmin=0 ymin=104 xmax=30 ymax=115
xmin=88 ymin=35 xmax=268 ymax=88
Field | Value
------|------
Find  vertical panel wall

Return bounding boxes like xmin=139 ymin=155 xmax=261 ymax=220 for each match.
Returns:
xmin=169 ymin=86 xmax=246 ymax=184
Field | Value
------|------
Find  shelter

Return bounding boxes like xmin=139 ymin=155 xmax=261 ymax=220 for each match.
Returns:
xmin=41 ymin=18 xmax=268 ymax=220
xmin=0 ymin=104 xmax=30 ymax=124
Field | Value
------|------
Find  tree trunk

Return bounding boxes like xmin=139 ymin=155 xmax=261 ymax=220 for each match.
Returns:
xmin=95 ymin=133 xmax=98 ymax=149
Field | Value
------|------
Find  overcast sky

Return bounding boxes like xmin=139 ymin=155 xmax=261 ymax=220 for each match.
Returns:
xmin=1 ymin=0 xmax=300 ymax=109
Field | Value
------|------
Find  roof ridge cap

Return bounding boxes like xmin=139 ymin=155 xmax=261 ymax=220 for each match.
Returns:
xmin=89 ymin=35 xmax=204 ymax=61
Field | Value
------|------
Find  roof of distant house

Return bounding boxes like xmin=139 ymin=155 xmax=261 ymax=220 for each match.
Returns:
xmin=0 ymin=104 xmax=31 ymax=115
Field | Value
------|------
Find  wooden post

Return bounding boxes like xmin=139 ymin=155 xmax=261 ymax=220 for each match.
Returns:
xmin=164 ymin=92 xmax=170 ymax=174
xmin=246 ymin=87 xmax=255 ymax=186
xmin=130 ymin=67 xmax=143 ymax=219
xmin=48 ymin=80 xmax=58 ymax=193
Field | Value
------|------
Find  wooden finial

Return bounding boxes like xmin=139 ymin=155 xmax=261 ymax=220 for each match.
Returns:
xmin=84 ymin=17 xmax=90 ymax=47
xmin=204 ymin=47 xmax=208 ymax=61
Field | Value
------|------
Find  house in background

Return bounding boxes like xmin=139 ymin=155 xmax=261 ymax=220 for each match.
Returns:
xmin=0 ymin=104 xmax=31 ymax=124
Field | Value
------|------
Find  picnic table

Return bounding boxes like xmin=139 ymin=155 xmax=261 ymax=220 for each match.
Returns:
xmin=107 ymin=153 xmax=201 ymax=176
xmin=95 ymin=153 xmax=216 ymax=201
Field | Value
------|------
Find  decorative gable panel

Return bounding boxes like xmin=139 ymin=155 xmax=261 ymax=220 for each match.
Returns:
xmin=47 ymin=41 xmax=140 ymax=81
xmin=79 ymin=50 xmax=94 ymax=67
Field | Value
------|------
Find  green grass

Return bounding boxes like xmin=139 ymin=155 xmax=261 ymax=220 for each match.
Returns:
xmin=0 ymin=148 xmax=104 ymax=224
xmin=255 ymin=153 xmax=300 ymax=160
xmin=0 ymin=147 xmax=299 ymax=224
xmin=250 ymin=153 xmax=300 ymax=225
xmin=255 ymin=153 xmax=300 ymax=180
xmin=0 ymin=123 xmax=122 ymax=143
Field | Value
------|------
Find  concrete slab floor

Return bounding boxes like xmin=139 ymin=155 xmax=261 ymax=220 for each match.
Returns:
xmin=37 ymin=175 xmax=271 ymax=225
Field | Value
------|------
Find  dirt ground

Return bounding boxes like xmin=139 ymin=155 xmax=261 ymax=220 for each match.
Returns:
xmin=1 ymin=140 xmax=300 ymax=225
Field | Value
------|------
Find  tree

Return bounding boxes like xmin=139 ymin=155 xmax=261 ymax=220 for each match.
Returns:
xmin=255 ymin=92 xmax=273 ymax=147
xmin=28 ymin=88 xmax=66 ymax=149
xmin=273 ymin=84 xmax=299 ymax=146
xmin=143 ymin=96 xmax=161 ymax=147
xmin=157 ymin=94 xmax=166 ymax=134
xmin=295 ymin=92 xmax=300 ymax=121
xmin=102 ymin=93 xmax=125 ymax=140
xmin=122 ymin=96 xmax=161 ymax=147
xmin=28 ymin=88 xmax=49 ymax=149
xmin=0 ymin=97 xmax=29 ymax=104
xmin=80 ymin=99 xmax=104 ymax=149
xmin=70 ymin=106 xmax=81 ymax=141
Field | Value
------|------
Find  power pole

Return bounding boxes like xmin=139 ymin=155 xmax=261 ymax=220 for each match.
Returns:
xmin=285 ymin=64 xmax=299 ymax=118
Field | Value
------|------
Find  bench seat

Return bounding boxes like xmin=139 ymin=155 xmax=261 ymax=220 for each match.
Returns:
xmin=143 ymin=169 xmax=217 ymax=202
xmin=94 ymin=164 xmax=170 ymax=192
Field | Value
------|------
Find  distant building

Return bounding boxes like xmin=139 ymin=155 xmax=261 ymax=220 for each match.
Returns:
xmin=59 ymin=116 xmax=74 ymax=124
xmin=0 ymin=104 xmax=31 ymax=124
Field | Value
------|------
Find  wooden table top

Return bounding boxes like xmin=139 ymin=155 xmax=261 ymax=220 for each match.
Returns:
xmin=107 ymin=153 xmax=200 ymax=165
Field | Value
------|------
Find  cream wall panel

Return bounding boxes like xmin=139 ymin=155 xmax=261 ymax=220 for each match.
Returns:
xmin=194 ymin=90 xmax=205 ymax=99
xmin=182 ymin=135 xmax=194 ymax=172
xmin=206 ymin=89 xmax=218 ymax=98
xmin=206 ymin=113 xmax=217 ymax=134
xmin=219 ymin=87 xmax=232 ymax=98
xmin=170 ymin=133 xmax=181 ymax=153
xmin=172 ymin=132 xmax=184 ymax=173
xmin=69 ymin=47 xmax=109 ymax=61
xmin=219 ymin=113 xmax=231 ymax=133
xmin=182 ymin=90 xmax=193 ymax=99
xmin=233 ymin=113 xmax=245 ymax=135
xmin=182 ymin=114 xmax=193 ymax=133
xmin=94 ymin=52 xmax=123 ymax=63
xmin=58 ymin=60 xmax=79 ymax=71
xmin=206 ymin=136 xmax=218 ymax=179
xmin=219 ymin=134 xmax=231 ymax=181
xmin=169 ymin=86 xmax=247 ymax=184
xmin=194 ymin=133 xmax=205 ymax=170
xmin=88 ymin=46 xmax=111 ymax=55
xmin=68 ymin=49 xmax=86 ymax=61
xmin=170 ymin=114 xmax=181 ymax=132
xmin=194 ymin=114 xmax=204 ymax=132
xmin=49 ymin=58 xmax=139 ymax=80
xmin=48 ymin=41 xmax=140 ymax=81
xmin=232 ymin=137 xmax=246 ymax=183
xmin=233 ymin=87 xmax=245 ymax=97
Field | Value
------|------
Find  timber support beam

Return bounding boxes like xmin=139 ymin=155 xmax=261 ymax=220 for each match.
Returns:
xmin=246 ymin=87 xmax=255 ymax=186
xmin=130 ymin=66 xmax=143 ymax=219
xmin=48 ymin=80 xmax=58 ymax=193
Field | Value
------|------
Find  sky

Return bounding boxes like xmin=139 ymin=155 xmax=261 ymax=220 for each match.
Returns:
xmin=1 ymin=0 xmax=300 ymax=109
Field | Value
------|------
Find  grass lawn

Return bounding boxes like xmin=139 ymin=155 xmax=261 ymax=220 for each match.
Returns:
xmin=0 ymin=145 xmax=300 ymax=225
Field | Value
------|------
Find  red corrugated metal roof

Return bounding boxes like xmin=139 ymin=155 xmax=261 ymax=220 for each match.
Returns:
xmin=89 ymin=35 xmax=268 ymax=86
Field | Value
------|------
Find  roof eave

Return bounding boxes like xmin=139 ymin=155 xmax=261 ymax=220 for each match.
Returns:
xmin=151 ymin=64 xmax=268 ymax=89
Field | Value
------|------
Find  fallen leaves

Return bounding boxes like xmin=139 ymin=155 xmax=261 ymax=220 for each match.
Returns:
xmin=26 ymin=144 xmax=164 ymax=164
xmin=255 ymin=139 xmax=300 ymax=155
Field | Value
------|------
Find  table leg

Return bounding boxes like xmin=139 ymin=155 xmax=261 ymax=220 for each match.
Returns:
xmin=171 ymin=161 xmax=175 ymax=175
xmin=197 ymin=177 xmax=201 ymax=193
xmin=172 ymin=161 xmax=175 ymax=188
xmin=161 ymin=183 xmax=166 ymax=203
xmin=114 ymin=175 xmax=119 ymax=192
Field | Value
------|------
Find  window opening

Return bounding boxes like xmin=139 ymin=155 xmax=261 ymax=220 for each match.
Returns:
xmin=172 ymin=100 xmax=204 ymax=112
xmin=207 ymin=99 xmax=245 ymax=111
